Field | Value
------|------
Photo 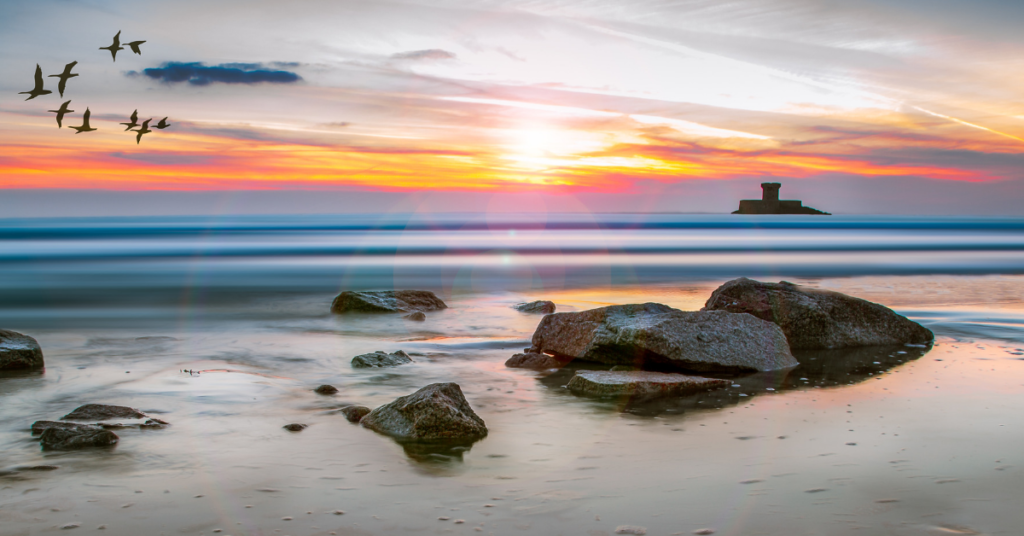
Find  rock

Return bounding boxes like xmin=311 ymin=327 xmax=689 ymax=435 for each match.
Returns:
xmin=315 ymin=384 xmax=339 ymax=395
xmin=530 ymin=303 xmax=797 ymax=373
xmin=39 ymin=426 xmax=118 ymax=450
xmin=330 ymin=290 xmax=447 ymax=314
xmin=403 ymin=311 xmax=427 ymax=321
xmin=609 ymin=365 xmax=640 ymax=371
xmin=361 ymin=383 xmax=487 ymax=441
xmin=567 ymin=371 xmax=730 ymax=400
xmin=62 ymin=404 xmax=149 ymax=421
xmin=283 ymin=423 xmax=307 ymax=432
xmin=504 ymin=352 xmax=566 ymax=370
xmin=32 ymin=421 xmax=101 ymax=436
xmin=0 ymin=329 xmax=44 ymax=370
xmin=514 ymin=300 xmax=556 ymax=314
xmin=702 ymin=278 xmax=934 ymax=350
xmin=351 ymin=350 xmax=413 ymax=368
xmin=339 ymin=405 xmax=371 ymax=423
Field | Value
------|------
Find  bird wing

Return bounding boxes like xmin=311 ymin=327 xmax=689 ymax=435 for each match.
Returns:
xmin=129 ymin=41 xmax=146 ymax=54
xmin=82 ymin=109 xmax=91 ymax=126
xmin=33 ymin=65 xmax=44 ymax=89
xmin=112 ymin=31 xmax=121 ymax=47
xmin=131 ymin=110 xmax=138 ymax=121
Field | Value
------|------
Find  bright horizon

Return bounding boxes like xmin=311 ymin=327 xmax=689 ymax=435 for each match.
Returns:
xmin=3 ymin=0 xmax=1024 ymax=216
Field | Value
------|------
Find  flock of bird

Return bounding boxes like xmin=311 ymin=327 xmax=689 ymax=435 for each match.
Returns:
xmin=18 ymin=31 xmax=171 ymax=144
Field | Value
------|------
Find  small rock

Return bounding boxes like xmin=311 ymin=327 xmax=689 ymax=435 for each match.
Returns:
xmin=438 ymin=516 xmax=450 ymax=521
xmin=59 ymin=522 xmax=81 ymax=530
xmin=351 ymin=350 xmax=413 ymax=368
xmin=403 ymin=311 xmax=427 ymax=321
xmin=361 ymin=383 xmax=487 ymax=441
xmin=504 ymin=352 xmax=566 ymax=370
xmin=315 ymin=385 xmax=339 ymax=395
xmin=330 ymin=290 xmax=447 ymax=314
xmin=454 ymin=519 xmax=465 ymax=524
xmin=333 ymin=510 xmax=345 ymax=515
xmin=693 ymin=530 xmax=716 ymax=535
xmin=514 ymin=300 xmax=556 ymax=314
xmin=0 ymin=329 xmax=45 ymax=370
xmin=39 ymin=426 xmax=118 ymax=450
xmin=339 ymin=406 xmax=371 ymax=423
xmin=283 ymin=423 xmax=308 ymax=432
xmin=567 ymin=371 xmax=730 ymax=400
xmin=615 ymin=526 xmax=647 ymax=535
xmin=62 ymin=404 xmax=148 ymax=421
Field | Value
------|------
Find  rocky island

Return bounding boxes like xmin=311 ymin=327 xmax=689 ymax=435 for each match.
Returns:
xmin=733 ymin=182 xmax=830 ymax=215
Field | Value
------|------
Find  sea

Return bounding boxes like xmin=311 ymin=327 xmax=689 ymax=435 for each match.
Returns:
xmin=1 ymin=213 xmax=1023 ymax=536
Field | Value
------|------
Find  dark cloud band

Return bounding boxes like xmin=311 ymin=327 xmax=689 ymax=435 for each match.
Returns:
xmin=128 ymin=62 xmax=301 ymax=86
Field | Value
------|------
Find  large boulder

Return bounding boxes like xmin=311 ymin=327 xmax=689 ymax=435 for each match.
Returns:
xmin=0 ymin=329 xmax=44 ymax=370
xmin=529 ymin=303 xmax=796 ymax=373
xmin=361 ymin=383 xmax=487 ymax=441
xmin=351 ymin=350 xmax=413 ymax=368
xmin=39 ymin=425 xmax=119 ymax=450
xmin=702 ymin=278 xmax=934 ymax=350
xmin=567 ymin=370 xmax=729 ymax=400
xmin=331 ymin=290 xmax=447 ymax=314
xmin=514 ymin=300 xmax=556 ymax=314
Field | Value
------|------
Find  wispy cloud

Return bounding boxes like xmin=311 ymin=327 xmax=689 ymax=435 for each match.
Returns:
xmin=127 ymin=62 xmax=302 ymax=86
xmin=391 ymin=49 xmax=457 ymax=61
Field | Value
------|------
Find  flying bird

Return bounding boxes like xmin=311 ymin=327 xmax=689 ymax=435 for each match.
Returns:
xmin=135 ymin=118 xmax=152 ymax=144
xmin=127 ymin=40 xmax=146 ymax=55
xmin=69 ymin=108 xmax=97 ymax=133
xmin=48 ymin=61 xmax=79 ymax=98
xmin=48 ymin=100 xmax=74 ymax=128
xmin=121 ymin=110 xmax=140 ymax=131
xmin=100 ymin=31 xmax=124 ymax=61
xmin=18 ymin=64 xmax=52 ymax=100
xmin=154 ymin=117 xmax=171 ymax=129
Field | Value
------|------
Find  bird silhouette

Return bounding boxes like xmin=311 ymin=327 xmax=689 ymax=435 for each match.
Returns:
xmin=135 ymin=118 xmax=152 ymax=144
xmin=154 ymin=117 xmax=171 ymax=129
xmin=127 ymin=40 xmax=146 ymax=55
xmin=121 ymin=110 xmax=140 ymax=131
xmin=69 ymin=108 xmax=97 ymax=133
xmin=18 ymin=64 xmax=52 ymax=100
xmin=100 ymin=31 xmax=124 ymax=61
xmin=47 ymin=61 xmax=79 ymax=98
xmin=48 ymin=100 xmax=74 ymax=128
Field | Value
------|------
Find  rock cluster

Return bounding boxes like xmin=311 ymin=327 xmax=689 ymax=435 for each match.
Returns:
xmin=331 ymin=290 xmax=447 ymax=314
xmin=0 ymin=329 xmax=45 ymax=370
xmin=361 ymin=383 xmax=487 ymax=441
xmin=30 ymin=404 xmax=168 ymax=450
xmin=703 ymin=278 xmax=934 ymax=350
xmin=351 ymin=350 xmax=413 ymax=368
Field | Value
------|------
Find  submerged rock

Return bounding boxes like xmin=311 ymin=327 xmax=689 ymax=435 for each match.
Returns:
xmin=504 ymin=352 xmax=566 ymax=370
xmin=361 ymin=383 xmax=487 ymax=441
xmin=351 ymin=350 xmax=413 ymax=368
xmin=330 ymin=290 xmax=447 ymax=314
xmin=530 ymin=303 xmax=796 ymax=373
xmin=315 ymin=384 xmax=339 ymax=395
xmin=703 ymin=278 xmax=934 ymax=350
xmin=62 ymin=404 xmax=148 ymax=421
xmin=0 ymin=329 xmax=45 ymax=370
xmin=514 ymin=300 xmax=556 ymax=314
xmin=283 ymin=423 xmax=307 ymax=432
xmin=567 ymin=370 xmax=730 ymax=400
xmin=403 ymin=311 xmax=427 ymax=321
xmin=39 ymin=426 xmax=118 ymax=450
xmin=339 ymin=405 xmax=371 ymax=423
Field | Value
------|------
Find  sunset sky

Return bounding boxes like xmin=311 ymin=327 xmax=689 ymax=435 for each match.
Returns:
xmin=2 ymin=0 xmax=1023 ymax=215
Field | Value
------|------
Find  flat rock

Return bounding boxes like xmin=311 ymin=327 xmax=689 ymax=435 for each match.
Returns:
xmin=352 ymin=350 xmax=413 ymax=368
xmin=567 ymin=371 xmax=730 ymax=400
xmin=703 ymin=278 xmax=934 ymax=350
xmin=504 ymin=352 xmax=566 ymax=370
xmin=403 ymin=311 xmax=427 ymax=321
xmin=315 ymin=384 xmax=339 ymax=395
xmin=62 ymin=404 xmax=148 ymax=421
xmin=39 ymin=426 xmax=118 ymax=450
xmin=331 ymin=290 xmax=447 ymax=314
xmin=0 ymin=329 xmax=44 ymax=370
xmin=361 ymin=383 xmax=487 ymax=441
xmin=514 ymin=300 xmax=556 ymax=314
xmin=32 ymin=421 xmax=103 ymax=436
xmin=530 ymin=303 xmax=797 ymax=373
xmin=339 ymin=405 xmax=371 ymax=423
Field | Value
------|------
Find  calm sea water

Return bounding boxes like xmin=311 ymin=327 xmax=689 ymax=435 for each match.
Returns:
xmin=2 ymin=214 xmax=1023 ymax=536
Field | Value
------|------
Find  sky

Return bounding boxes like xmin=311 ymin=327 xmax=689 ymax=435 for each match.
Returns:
xmin=1 ymin=0 xmax=1023 ymax=216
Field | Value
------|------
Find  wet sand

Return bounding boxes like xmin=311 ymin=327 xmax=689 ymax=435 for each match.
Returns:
xmin=2 ymin=276 xmax=1024 ymax=536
